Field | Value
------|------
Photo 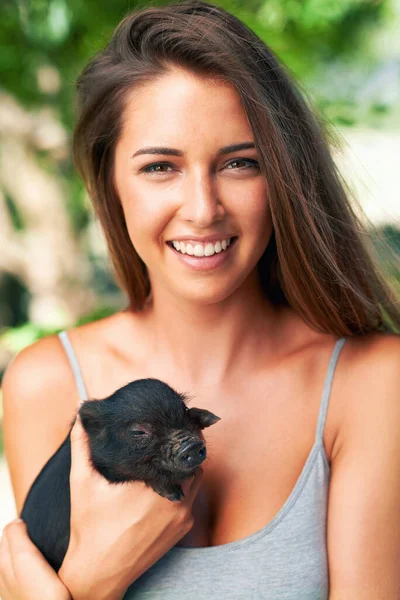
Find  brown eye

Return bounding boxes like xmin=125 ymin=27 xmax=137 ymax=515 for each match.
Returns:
xmin=226 ymin=158 xmax=259 ymax=169
xmin=141 ymin=162 xmax=174 ymax=174
xmin=130 ymin=429 xmax=148 ymax=436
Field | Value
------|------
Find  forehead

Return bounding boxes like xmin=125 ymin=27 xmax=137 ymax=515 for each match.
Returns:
xmin=122 ymin=383 xmax=187 ymax=413
xmin=125 ymin=395 xmax=188 ymax=431
xmin=117 ymin=67 xmax=253 ymax=157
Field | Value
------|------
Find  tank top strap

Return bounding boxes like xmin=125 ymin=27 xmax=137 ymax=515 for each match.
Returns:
xmin=315 ymin=337 xmax=346 ymax=444
xmin=58 ymin=330 xmax=89 ymax=406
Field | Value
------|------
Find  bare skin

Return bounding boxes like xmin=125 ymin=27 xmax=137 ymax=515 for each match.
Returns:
xmin=2 ymin=65 xmax=400 ymax=598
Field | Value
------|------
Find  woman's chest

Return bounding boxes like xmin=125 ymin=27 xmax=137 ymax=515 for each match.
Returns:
xmin=161 ymin=372 xmax=336 ymax=548
xmin=83 ymin=337 xmax=340 ymax=549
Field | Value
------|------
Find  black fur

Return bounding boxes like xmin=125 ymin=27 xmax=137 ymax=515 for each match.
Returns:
xmin=20 ymin=378 xmax=220 ymax=572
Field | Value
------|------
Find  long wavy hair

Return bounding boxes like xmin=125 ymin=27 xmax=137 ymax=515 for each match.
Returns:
xmin=72 ymin=0 xmax=400 ymax=336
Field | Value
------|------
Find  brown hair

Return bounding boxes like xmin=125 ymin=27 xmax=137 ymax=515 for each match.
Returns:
xmin=72 ymin=0 xmax=400 ymax=336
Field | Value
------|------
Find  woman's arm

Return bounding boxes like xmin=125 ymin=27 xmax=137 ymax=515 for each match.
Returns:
xmin=2 ymin=336 xmax=80 ymax=515
xmin=1 ymin=336 xmax=202 ymax=600
xmin=0 ymin=337 xmax=77 ymax=599
xmin=327 ymin=334 xmax=400 ymax=599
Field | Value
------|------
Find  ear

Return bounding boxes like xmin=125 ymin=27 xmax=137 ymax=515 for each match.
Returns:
xmin=187 ymin=407 xmax=221 ymax=429
xmin=78 ymin=400 xmax=107 ymax=440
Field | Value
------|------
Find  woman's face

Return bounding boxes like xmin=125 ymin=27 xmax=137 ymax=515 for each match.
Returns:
xmin=114 ymin=66 xmax=272 ymax=305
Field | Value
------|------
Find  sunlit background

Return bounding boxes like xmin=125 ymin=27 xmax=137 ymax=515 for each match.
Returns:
xmin=1 ymin=0 xmax=400 ymax=532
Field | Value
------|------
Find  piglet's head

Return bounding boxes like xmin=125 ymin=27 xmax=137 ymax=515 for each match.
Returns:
xmin=78 ymin=378 xmax=220 ymax=483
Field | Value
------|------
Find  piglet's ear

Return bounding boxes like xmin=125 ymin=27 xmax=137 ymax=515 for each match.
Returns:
xmin=79 ymin=400 xmax=107 ymax=439
xmin=187 ymin=407 xmax=221 ymax=429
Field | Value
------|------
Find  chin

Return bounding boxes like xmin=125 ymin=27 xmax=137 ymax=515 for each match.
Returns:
xmin=176 ymin=287 xmax=239 ymax=306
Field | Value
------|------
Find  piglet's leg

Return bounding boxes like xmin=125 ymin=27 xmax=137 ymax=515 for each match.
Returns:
xmin=151 ymin=481 xmax=185 ymax=502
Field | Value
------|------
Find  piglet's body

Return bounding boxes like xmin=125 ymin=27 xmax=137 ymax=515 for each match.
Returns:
xmin=21 ymin=378 xmax=220 ymax=573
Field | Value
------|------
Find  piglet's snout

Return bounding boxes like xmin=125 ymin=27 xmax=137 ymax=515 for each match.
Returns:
xmin=177 ymin=440 xmax=206 ymax=468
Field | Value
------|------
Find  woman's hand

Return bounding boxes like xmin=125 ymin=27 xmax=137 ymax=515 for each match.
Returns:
xmin=58 ymin=417 xmax=203 ymax=600
xmin=0 ymin=519 xmax=71 ymax=600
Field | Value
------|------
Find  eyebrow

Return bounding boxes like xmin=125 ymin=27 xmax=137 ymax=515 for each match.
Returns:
xmin=130 ymin=141 xmax=256 ymax=159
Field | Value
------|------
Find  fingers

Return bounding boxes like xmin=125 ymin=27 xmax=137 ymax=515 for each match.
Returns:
xmin=2 ymin=519 xmax=29 ymax=551
xmin=0 ymin=519 xmax=69 ymax=600
xmin=1 ymin=520 xmax=42 ymax=568
xmin=0 ymin=522 xmax=14 ymax=594
xmin=0 ymin=520 xmax=13 ymax=567
xmin=189 ymin=467 xmax=204 ymax=496
xmin=69 ymin=415 xmax=86 ymax=450
xmin=0 ymin=521 xmax=29 ymax=595
xmin=2 ymin=520 xmax=39 ymax=555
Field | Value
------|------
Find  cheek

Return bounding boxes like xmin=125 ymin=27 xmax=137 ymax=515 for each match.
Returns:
xmin=231 ymin=180 xmax=271 ymax=234
xmin=250 ymin=179 xmax=270 ymax=218
xmin=120 ymin=188 xmax=174 ymax=261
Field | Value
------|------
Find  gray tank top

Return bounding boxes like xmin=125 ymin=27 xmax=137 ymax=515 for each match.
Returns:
xmin=58 ymin=330 xmax=346 ymax=599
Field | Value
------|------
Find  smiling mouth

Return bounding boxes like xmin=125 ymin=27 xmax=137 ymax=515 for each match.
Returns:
xmin=166 ymin=236 xmax=238 ymax=257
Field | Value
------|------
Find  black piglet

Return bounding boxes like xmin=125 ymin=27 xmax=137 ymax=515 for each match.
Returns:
xmin=20 ymin=378 xmax=220 ymax=573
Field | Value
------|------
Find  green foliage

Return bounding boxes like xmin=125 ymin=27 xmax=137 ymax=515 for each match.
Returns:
xmin=66 ymin=175 xmax=91 ymax=234
xmin=378 ymin=225 xmax=400 ymax=255
xmin=75 ymin=304 xmax=117 ymax=325
xmin=371 ymin=226 xmax=400 ymax=286
xmin=3 ymin=191 xmax=25 ymax=231
xmin=0 ymin=322 xmax=62 ymax=355
xmin=0 ymin=0 xmax=393 ymax=128
xmin=257 ymin=0 xmax=385 ymax=42
xmin=0 ymin=304 xmax=117 ymax=356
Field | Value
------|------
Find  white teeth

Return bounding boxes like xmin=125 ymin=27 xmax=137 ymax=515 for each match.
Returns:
xmin=194 ymin=244 xmax=204 ymax=257
xmin=171 ymin=237 xmax=233 ymax=257
xmin=212 ymin=241 xmax=222 ymax=255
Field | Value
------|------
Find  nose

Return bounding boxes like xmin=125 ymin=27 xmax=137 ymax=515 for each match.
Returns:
xmin=180 ymin=171 xmax=224 ymax=227
xmin=177 ymin=440 xmax=207 ymax=466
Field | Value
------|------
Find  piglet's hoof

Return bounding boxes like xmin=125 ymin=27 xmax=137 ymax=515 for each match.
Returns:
xmin=153 ymin=483 xmax=185 ymax=502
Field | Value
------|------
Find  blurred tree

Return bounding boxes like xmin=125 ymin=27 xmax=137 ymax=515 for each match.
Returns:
xmin=0 ymin=92 xmax=96 ymax=326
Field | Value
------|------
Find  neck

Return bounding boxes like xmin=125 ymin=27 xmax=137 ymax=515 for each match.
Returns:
xmin=135 ymin=272 xmax=282 ymax=388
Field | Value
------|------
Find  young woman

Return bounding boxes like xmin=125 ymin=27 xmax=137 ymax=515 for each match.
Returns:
xmin=1 ymin=1 xmax=400 ymax=598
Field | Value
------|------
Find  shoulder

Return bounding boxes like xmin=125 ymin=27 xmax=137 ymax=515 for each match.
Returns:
xmin=61 ymin=309 xmax=152 ymax=399
xmin=332 ymin=331 xmax=400 ymax=459
xmin=2 ymin=332 xmax=78 ymax=412
xmin=2 ymin=332 xmax=85 ymax=513
xmin=1 ymin=313 xmax=126 ymax=514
